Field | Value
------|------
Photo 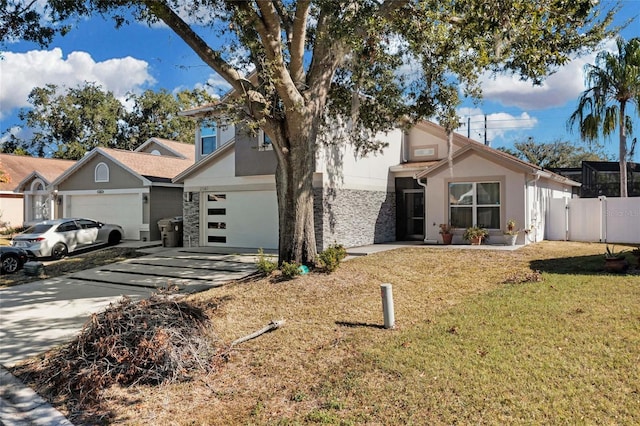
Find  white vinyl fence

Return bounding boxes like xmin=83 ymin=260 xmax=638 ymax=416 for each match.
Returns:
xmin=548 ymin=197 xmax=640 ymax=244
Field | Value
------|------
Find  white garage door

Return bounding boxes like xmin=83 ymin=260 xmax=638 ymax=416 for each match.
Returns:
xmin=67 ymin=193 xmax=142 ymax=240
xmin=204 ymin=190 xmax=278 ymax=249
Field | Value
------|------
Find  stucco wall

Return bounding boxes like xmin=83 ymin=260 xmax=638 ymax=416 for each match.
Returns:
xmin=149 ymin=186 xmax=184 ymax=241
xmin=234 ymin=125 xmax=278 ymax=177
xmin=423 ymin=152 xmax=527 ymax=243
xmin=58 ymin=155 xmax=142 ymax=191
xmin=316 ymin=128 xmax=402 ymax=192
xmin=0 ymin=194 xmax=24 ymax=228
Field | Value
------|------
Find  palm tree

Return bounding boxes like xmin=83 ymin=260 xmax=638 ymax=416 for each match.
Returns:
xmin=569 ymin=37 xmax=640 ymax=197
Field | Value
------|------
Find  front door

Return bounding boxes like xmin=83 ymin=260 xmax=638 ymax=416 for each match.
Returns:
xmin=403 ymin=189 xmax=424 ymax=240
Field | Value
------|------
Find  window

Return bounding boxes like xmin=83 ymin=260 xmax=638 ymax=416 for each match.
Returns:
xmin=449 ymin=182 xmax=500 ymax=229
xmin=77 ymin=219 xmax=101 ymax=229
xmin=150 ymin=149 xmax=161 ymax=156
xmin=95 ymin=162 xmax=109 ymax=182
xmin=208 ymin=208 xmax=226 ymax=215
xmin=207 ymin=194 xmax=226 ymax=202
xmin=208 ymin=222 xmax=226 ymax=229
xmin=31 ymin=180 xmax=44 ymax=192
xmin=258 ymin=130 xmax=273 ymax=151
xmin=56 ymin=221 xmax=79 ymax=232
xmin=208 ymin=236 xmax=227 ymax=243
xmin=201 ymin=121 xmax=217 ymax=156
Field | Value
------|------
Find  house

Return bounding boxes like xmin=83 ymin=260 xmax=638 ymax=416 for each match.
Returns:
xmin=50 ymin=138 xmax=195 ymax=241
xmin=174 ymin=110 xmax=578 ymax=250
xmin=0 ymin=154 xmax=75 ymax=228
xmin=550 ymin=161 xmax=640 ymax=198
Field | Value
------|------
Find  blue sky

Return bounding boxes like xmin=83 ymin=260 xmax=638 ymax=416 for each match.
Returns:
xmin=1 ymin=1 xmax=639 ymax=161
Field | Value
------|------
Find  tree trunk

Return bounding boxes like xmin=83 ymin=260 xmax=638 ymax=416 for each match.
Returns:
xmin=619 ymin=101 xmax=628 ymax=197
xmin=275 ymin=115 xmax=318 ymax=266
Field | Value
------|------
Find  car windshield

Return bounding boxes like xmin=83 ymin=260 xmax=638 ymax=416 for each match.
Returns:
xmin=23 ymin=224 xmax=54 ymax=234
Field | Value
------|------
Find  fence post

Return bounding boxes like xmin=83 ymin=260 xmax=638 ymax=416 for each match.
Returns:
xmin=599 ymin=196 xmax=607 ymax=242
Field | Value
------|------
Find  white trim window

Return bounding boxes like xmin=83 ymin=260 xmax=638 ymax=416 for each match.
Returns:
xmin=30 ymin=178 xmax=49 ymax=221
xmin=258 ymin=130 xmax=273 ymax=151
xmin=201 ymin=120 xmax=217 ymax=156
xmin=449 ymin=181 xmax=500 ymax=229
xmin=95 ymin=162 xmax=110 ymax=182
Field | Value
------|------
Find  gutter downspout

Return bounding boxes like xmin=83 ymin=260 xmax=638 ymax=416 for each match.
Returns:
xmin=401 ymin=131 xmax=408 ymax=163
xmin=525 ymin=172 xmax=541 ymax=243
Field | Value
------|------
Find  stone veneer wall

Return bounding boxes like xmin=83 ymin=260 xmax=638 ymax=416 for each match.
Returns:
xmin=314 ymin=187 xmax=396 ymax=250
xmin=183 ymin=191 xmax=200 ymax=247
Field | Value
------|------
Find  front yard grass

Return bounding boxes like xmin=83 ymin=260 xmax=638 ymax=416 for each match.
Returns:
xmin=15 ymin=241 xmax=640 ymax=424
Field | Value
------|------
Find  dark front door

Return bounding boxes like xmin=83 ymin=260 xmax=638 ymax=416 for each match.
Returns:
xmin=402 ymin=189 xmax=424 ymax=240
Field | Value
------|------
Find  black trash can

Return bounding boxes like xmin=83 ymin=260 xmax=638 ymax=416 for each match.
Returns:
xmin=158 ymin=216 xmax=183 ymax=247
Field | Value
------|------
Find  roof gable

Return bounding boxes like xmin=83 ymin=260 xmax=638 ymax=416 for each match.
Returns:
xmin=173 ymin=140 xmax=235 ymax=183
xmin=135 ymin=137 xmax=195 ymax=161
xmin=415 ymin=142 xmax=580 ymax=186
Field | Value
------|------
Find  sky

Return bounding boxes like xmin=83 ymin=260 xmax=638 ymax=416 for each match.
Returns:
xmin=1 ymin=1 xmax=639 ymax=161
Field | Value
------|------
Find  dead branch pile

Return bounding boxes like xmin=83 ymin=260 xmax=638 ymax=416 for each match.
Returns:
xmin=18 ymin=294 xmax=221 ymax=405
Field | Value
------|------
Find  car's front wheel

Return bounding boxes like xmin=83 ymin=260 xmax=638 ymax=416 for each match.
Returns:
xmin=51 ymin=243 xmax=68 ymax=260
xmin=108 ymin=231 xmax=121 ymax=246
xmin=1 ymin=255 xmax=20 ymax=274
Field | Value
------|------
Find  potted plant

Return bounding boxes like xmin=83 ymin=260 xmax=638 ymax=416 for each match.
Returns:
xmin=463 ymin=226 xmax=488 ymax=245
xmin=439 ymin=223 xmax=454 ymax=245
xmin=503 ymin=219 xmax=519 ymax=246
xmin=604 ymin=245 xmax=629 ymax=273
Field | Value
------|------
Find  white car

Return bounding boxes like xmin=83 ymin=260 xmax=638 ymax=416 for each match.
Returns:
xmin=11 ymin=218 xmax=123 ymax=260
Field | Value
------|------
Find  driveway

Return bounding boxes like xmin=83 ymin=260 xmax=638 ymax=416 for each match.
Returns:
xmin=0 ymin=246 xmax=259 ymax=367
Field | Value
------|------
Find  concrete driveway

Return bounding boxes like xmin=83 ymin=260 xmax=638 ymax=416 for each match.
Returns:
xmin=0 ymin=246 xmax=259 ymax=367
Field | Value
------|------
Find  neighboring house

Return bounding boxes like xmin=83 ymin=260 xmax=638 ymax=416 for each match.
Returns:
xmin=550 ymin=161 xmax=640 ymax=198
xmin=174 ymin=110 xmax=578 ymax=250
xmin=50 ymin=138 xmax=195 ymax=241
xmin=0 ymin=154 xmax=75 ymax=227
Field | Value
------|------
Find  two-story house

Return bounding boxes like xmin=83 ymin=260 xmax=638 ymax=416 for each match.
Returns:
xmin=175 ymin=107 xmax=579 ymax=250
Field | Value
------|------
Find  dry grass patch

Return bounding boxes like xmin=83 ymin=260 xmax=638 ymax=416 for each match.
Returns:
xmin=12 ymin=241 xmax=640 ymax=425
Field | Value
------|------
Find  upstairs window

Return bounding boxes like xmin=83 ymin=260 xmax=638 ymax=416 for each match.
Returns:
xmin=201 ymin=120 xmax=217 ymax=156
xmin=95 ymin=162 xmax=109 ymax=183
xmin=258 ymin=130 xmax=273 ymax=151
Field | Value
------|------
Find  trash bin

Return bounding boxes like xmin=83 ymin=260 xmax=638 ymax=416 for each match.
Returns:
xmin=158 ymin=216 xmax=183 ymax=247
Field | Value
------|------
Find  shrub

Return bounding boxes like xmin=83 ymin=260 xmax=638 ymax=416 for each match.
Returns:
xmin=280 ymin=261 xmax=302 ymax=280
xmin=317 ymin=244 xmax=347 ymax=272
xmin=255 ymin=249 xmax=277 ymax=275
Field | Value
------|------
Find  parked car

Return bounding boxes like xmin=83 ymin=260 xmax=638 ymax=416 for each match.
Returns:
xmin=10 ymin=218 xmax=123 ymax=260
xmin=1 ymin=246 xmax=32 ymax=274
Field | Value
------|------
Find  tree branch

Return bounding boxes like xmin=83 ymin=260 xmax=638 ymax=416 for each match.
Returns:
xmin=289 ymin=0 xmax=310 ymax=87
xmin=251 ymin=1 xmax=305 ymax=111
xmin=272 ymin=0 xmax=293 ymax=34
xmin=142 ymin=1 xmax=261 ymax=106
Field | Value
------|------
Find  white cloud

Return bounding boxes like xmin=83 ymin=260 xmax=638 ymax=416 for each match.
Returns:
xmin=480 ymin=39 xmax=618 ymax=110
xmin=0 ymin=48 xmax=155 ymax=119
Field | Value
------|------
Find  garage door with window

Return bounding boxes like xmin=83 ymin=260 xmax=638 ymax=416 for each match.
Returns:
xmin=204 ymin=190 xmax=278 ymax=249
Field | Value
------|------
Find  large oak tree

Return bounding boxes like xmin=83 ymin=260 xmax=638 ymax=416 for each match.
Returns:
xmin=2 ymin=0 xmax=617 ymax=263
